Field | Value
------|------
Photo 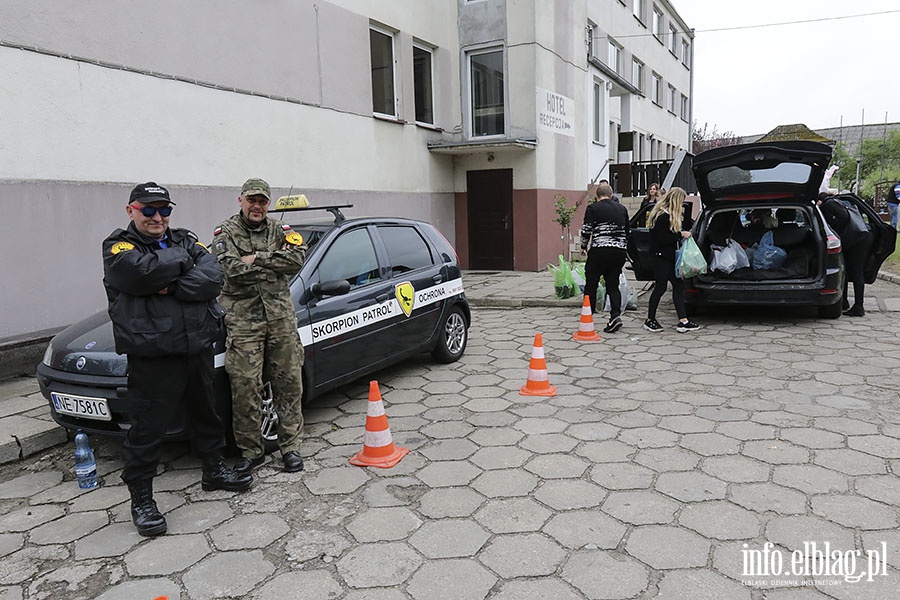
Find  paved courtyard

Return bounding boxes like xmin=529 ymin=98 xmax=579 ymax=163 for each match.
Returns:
xmin=1 ymin=277 xmax=900 ymax=599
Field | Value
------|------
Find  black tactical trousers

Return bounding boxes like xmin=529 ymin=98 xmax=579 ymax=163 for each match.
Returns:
xmin=121 ymin=350 xmax=225 ymax=483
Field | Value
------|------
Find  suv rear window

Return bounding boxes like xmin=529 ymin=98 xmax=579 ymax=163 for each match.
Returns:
xmin=707 ymin=162 xmax=812 ymax=191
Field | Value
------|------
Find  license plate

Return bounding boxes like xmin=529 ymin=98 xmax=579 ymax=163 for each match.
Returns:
xmin=51 ymin=392 xmax=112 ymax=422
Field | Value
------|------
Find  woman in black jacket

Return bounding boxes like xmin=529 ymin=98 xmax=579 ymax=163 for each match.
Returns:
xmin=644 ymin=187 xmax=700 ymax=332
xmin=817 ymin=193 xmax=873 ymax=316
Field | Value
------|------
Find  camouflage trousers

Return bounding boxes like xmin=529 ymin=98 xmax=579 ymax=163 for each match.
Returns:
xmin=225 ymin=315 xmax=304 ymax=459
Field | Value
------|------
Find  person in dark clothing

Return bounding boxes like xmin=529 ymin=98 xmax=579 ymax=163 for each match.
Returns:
xmin=817 ymin=193 xmax=874 ymax=316
xmin=103 ymin=182 xmax=252 ymax=537
xmin=638 ymin=182 xmax=660 ymax=213
xmin=644 ymin=187 xmax=700 ymax=333
xmin=597 ymin=179 xmax=621 ymax=203
xmin=887 ymin=182 xmax=900 ymax=231
xmin=580 ymin=183 xmax=630 ymax=332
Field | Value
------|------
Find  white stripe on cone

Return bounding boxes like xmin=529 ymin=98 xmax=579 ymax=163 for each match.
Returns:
xmin=367 ymin=401 xmax=386 ymax=418
xmin=531 ymin=346 xmax=545 ymax=359
xmin=527 ymin=369 xmax=549 ymax=381
xmin=579 ymin=322 xmax=595 ymax=332
xmin=364 ymin=428 xmax=394 ymax=447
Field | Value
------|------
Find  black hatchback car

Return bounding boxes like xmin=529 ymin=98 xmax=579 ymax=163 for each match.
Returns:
xmin=627 ymin=141 xmax=896 ymax=318
xmin=37 ymin=204 xmax=470 ymax=445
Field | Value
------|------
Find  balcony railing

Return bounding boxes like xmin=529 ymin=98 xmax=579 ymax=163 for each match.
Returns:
xmin=609 ymin=155 xmax=698 ymax=197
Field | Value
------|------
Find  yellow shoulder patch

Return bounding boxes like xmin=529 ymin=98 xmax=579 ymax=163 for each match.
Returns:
xmin=110 ymin=241 xmax=135 ymax=255
xmin=284 ymin=231 xmax=304 ymax=246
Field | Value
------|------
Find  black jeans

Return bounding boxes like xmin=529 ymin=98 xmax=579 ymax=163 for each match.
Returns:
xmin=122 ymin=350 xmax=225 ymax=483
xmin=584 ymin=247 xmax=627 ymax=317
xmin=843 ymin=234 xmax=873 ymax=310
xmin=647 ymin=254 xmax=686 ymax=321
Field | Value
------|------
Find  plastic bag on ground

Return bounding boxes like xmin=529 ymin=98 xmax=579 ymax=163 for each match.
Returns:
xmin=603 ymin=273 xmax=636 ymax=312
xmin=675 ymin=237 xmax=708 ymax=279
xmin=548 ymin=255 xmax=578 ymax=299
xmin=572 ymin=262 xmax=586 ymax=293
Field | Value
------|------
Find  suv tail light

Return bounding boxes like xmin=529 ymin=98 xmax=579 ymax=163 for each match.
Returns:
xmin=826 ymin=234 xmax=841 ymax=254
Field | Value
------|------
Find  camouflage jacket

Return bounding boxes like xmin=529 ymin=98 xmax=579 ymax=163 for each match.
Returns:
xmin=212 ymin=213 xmax=306 ymax=325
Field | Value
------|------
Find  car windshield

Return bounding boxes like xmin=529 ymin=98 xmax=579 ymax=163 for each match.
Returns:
xmin=707 ymin=162 xmax=812 ymax=191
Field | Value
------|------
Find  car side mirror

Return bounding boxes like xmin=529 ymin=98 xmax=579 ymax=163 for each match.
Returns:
xmin=311 ymin=279 xmax=351 ymax=298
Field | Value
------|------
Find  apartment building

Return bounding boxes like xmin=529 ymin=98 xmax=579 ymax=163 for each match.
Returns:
xmin=0 ymin=0 xmax=692 ymax=338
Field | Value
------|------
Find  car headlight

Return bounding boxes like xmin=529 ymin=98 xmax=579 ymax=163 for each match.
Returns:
xmin=42 ymin=342 xmax=54 ymax=367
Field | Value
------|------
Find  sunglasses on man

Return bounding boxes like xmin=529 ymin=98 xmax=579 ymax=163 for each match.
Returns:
xmin=130 ymin=204 xmax=173 ymax=217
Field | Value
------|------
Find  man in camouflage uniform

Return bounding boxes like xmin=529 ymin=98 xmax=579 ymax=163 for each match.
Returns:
xmin=213 ymin=178 xmax=307 ymax=474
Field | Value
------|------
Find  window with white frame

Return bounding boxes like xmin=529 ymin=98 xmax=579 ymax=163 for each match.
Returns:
xmin=586 ymin=23 xmax=596 ymax=59
xmin=632 ymin=58 xmax=644 ymax=93
xmin=413 ymin=44 xmax=434 ymax=125
xmin=668 ymin=85 xmax=677 ymax=114
xmin=668 ymin=24 xmax=678 ymax=54
xmin=592 ymin=79 xmax=605 ymax=144
xmin=652 ymin=6 xmax=663 ymax=41
xmin=608 ymin=39 xmax=622 ymax=75
xmin=651 ymin=72 xmax=662 ymax=105
xmin=469 ymin=48 xmax=505 ymax=137
xmin=680 ymin=93 xmax=689 ymax=121
xmin=682 ymin=39 xmax=691 ymax=68
xmin=633 ymin=0 xmax=644 ymax=23
xmin=370 ymin=27 xmax=396 ymax=117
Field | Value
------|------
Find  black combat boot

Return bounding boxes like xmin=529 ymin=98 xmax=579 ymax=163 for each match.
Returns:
xmin=127 ymin=480 xmax=167 ymax=537
xmin=201 ymin=453 xmax=253 ymax=492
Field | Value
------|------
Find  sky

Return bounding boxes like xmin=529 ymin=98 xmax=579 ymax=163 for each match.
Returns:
xmin=670 ymin=0 xmax=899 ymax=137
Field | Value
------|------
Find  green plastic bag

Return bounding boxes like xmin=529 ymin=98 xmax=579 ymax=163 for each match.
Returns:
xmin=676 ymin=237 xmax=708 ymax=279
xmin=548 ymin=255 xmax=578 ymax=299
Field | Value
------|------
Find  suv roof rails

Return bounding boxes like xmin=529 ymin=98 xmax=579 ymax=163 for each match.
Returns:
xmin=275 ymin=204 xmax=354 ymax=224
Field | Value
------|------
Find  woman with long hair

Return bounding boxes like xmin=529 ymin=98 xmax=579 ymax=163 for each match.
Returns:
xmin=644 ymin=187 xmax=700 ymax=332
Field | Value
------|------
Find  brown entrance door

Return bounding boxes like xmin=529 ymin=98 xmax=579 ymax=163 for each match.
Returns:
xmin=467 ymin=169 xmax=513 ymax=270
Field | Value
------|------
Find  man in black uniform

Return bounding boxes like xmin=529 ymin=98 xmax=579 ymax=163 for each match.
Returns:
xmin=103 ymin=182 xmax=252 ymax=537
xmin=580 ymin=183 xmax=630 ymax=332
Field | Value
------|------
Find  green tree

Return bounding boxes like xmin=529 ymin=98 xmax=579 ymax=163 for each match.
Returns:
xmin=832 ymin=131 xmax=900 ymax=196
xmin=552 ymin=194 xmax=577 ymax=261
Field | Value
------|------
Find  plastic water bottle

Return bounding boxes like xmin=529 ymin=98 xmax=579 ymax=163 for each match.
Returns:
xmin=74 ymin=430 xmax=98 ymax=489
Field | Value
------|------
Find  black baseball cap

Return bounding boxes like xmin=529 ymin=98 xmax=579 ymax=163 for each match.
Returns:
xmin=129 ymin=182 xmax=176 ymax=205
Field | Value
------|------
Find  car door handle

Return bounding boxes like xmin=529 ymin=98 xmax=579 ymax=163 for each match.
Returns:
xmin=432 ymin=274 xmax=443 ymax=284
xmin=376 ymin=293 xmax=389 ymax=303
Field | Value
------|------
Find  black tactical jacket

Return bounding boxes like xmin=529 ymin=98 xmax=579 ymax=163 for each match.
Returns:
xmin=102 ymin=222 xmax=225 ymax=357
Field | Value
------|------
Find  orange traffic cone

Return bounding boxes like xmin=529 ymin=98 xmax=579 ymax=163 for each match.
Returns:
xmin=520 ymin=333 xmax=557 ymax=396
xmin=350 ymin=381 xmax=409 ymax=468
xmin=573 ymin=295 xmax=601 ymax=342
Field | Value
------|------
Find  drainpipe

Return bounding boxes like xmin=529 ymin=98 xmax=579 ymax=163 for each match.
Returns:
xmin=688 ymin=29 xmax=695 ymax=154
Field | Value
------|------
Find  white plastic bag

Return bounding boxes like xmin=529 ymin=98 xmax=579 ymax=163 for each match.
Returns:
xmin=604 ymin=273 xmax=636 ymax=311
xmin=728 ymin=239 xmax=750 ymax=270
xmin=710 ymin=244 xmax=737 ymax=273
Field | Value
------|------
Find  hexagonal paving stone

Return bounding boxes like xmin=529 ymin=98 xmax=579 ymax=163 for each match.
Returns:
xmin=655 ymin=472 xmax=727 ymax=502
xmin=855 ymin=474 xmax=900 ymax=505
xmin=419 ymin=438 xmax=479 ymax=461
xmin=284 ymin=528 xmax=352 ymax=563
xmin=575 ymin=440 xmax=635 ymax=462
xmin=625 ymin=525 xmax=710 ymax=569
xmin=471 ymin=469 xmax=538 ymax=498
xmin=478 ymin=533 xmax=566 ymax=578
xmin=29 ymin=511 xmax=108 ymax=545
xmin=617 ymin=427 xmax=679 ymax=448
xmin=678 ymin=500 xmax=761 ymax=540
xmin=814 ymin=417 xmax=879 ymax=435
xmin=810 ymin=495 xmax=899 ymax=529
xmin=209 ymin=514 xmax=289 ymax=550
xmin=406 ymin=559 xmax=496 ymax=600
xmin=518 ymin=433 xmax=579 ymax=454
xmin=779 ymin=427 xmax=844 ymax=449
xmin=658 ymin=415 xmax=716 ymax=434
xmin=729 ymin=483 xmax=808 ymax=515
xmin=125 ymin=533 xmax=210 ymax=576
xmin=416 ymin=461 xmax=482 ymax=488
xmin=741 ymin=440 xmax=810 ymax=464
xmin=183 ymin=549 xmax=275 ymax=600
xmin=562 ymin=550 xmax=649 ymax=599
xmin=715 ymin=421 xmax=777 ymax=440
xmin=166 ymin=500 xmax=233 ymax=534
xmin=408 ymin=519 xmax=490 ymax=558
xmin=474 ymin=497 xmax=552 ymax=533
xmin=772 ymin=465 xmax=848 ymax=494
xmin=467 ymin=427 xmax=524 ymax=447
xmin=469 ymin=446 xmax=531 ymax=470
xmin=602 ymin=490 xmax=679 ymax=525
xmin=680 ymin=432 xmax=741 ymax=456
xmin=524 ymin=454 xmax=588 ymax=479
xmin=848 ymin=434 xmax=900 ymax=459
xmin=543 ymin=509 xmax=626 ymax=550
xmin=305 ymin=467 xmax=370 ymax=495
xmin=765 ymin=516 xmax=855 ymax=553
xmin=514 ymin=417 xmax=568 ymax=435
xmin=533 ymin=479 xmax=605 ymax=510
xmin=336 ymin=542 xmax=423 ymax=588
xmin=632 ymin=447 xmax=701 ymax=472
xmin=700 ymin=455 xmax=770 ymax=483
xmin=253 ymin=570 xmax=343 ymax=600
xmin=589 ymin=462 xmax=655 ymax=490
xmin=417 ymin=488 xmax=485 ymax=518
xmin=566 ymin=422 xmax=619 ymax=441
xmin=655 ymin=569 xmax=749 ymax=600
xmin=346 ymin=507 xmax=421 ymax=542
xmin=814 ymin=449 xmax=886 ymax=475
xmin=490 ymin=578 xmax=583 ymax=600
xmin=420 ymin=421 xmax=475 ymax=439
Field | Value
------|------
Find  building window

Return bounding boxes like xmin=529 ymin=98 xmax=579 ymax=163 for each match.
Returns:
xmin=370 ymin=27 xmax=396 ymax=117
xmin=682 ymin=39 xmax=691 ymax=68
xmin=632 ymin=58 xmax=644 ymax=93
xmin=413 ymin=45 xmax=434 ymax=124
xmin=592 ymin=79 xmax=605 ymax=144
xmin=608 ymin=39 xmax=622 ymax=75
xmin=632 ymin=0 xmax=644 ymax=23
xmin=680 ymin=93 xmax=689 ymax=121
xmin=668 ymin=24 xmax=678 ymax=55
xmin=469 ymin=48 xmax=505 ymax=137
xmin=651 ymin=72 xmax=662 ymax=105
xmin=652 ymin=6 xmax=664 ymax=41
xmin=668 ymin=85 xmax=677 ymax=114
